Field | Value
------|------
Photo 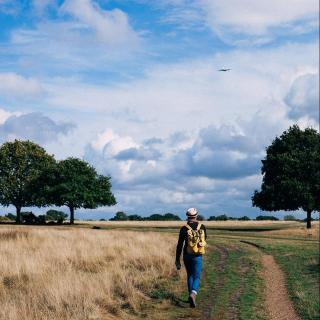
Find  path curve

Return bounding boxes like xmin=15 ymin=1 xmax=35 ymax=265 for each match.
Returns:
xmin=242 ymin=241 xmax=300 ymax=320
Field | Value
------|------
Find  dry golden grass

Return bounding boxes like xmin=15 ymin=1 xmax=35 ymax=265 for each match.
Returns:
xmin=261 ymin=221 xmax=319 ymax=240
xmin=0 ymin=226 xmax=177 ymax=320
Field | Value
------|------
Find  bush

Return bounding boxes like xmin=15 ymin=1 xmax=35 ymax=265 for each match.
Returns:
xmin=110 ymin=211 xmax=128 ymax=221
xmin=163 ymin=213 xmax=181 ymax=221
xmin=215 ymin=214 xmax=229 ymax=221
xmin=208 ymin=214 xmax=229 ymax=221
xmin=238 ymin=216 xmax=251 ymax=221
xmin=146 ymin=213 xmax=181 ymax=221
xmin=128 ymin=214 xmax=143 ymax=221
xmin=5 ymin=213 xmax=16 ymax=221
xmin=21 ymin=212 xmax=46 ymax=224
xmin=283 ymin=215 xmax=296 ymax=221
xmin=0 ymin=216 xmax=11 ymax=222
xmin=46 ymin=210 xmax=68 ymax=223
xmin=256 ymin=215 xmax=279 ymax=221
xmin=147 ymin=214 xmax=164 ymax=221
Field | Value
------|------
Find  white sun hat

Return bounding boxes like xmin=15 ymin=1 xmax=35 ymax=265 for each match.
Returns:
xmin=186 ymin=207 xmax=198 ymax=218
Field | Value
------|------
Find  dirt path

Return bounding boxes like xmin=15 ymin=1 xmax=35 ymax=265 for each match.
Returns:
xmin=262 ymin=254 xmax=300 ymax=320
xmin=241 ymin=241 xmax=300 ymax=320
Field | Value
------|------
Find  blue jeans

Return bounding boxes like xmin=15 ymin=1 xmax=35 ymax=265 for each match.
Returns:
xmin=183 ymin=254 xmax=202 ymax=295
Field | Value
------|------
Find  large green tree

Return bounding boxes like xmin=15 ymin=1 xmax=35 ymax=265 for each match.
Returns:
xmin=40 ymin=158 xmax=116 ymax=224
xmin=252 ymin=125 xmax=320 ymax=229
xmin=0 ymin=140 xmax=55 ymax=223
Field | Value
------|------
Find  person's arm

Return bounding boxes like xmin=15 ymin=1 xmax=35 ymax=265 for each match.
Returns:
xmin=175 ymin=227 xmax=185 ymax=265
xmin=202 ymin=224 xmax=207 ymax=240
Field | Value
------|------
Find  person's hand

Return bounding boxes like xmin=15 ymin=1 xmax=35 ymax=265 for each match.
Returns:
xmin=175 ymin=261 xmax=181 ymax=270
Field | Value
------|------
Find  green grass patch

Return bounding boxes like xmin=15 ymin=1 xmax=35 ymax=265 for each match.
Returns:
xmin=250 ymin=239 xmax=319 ymax=320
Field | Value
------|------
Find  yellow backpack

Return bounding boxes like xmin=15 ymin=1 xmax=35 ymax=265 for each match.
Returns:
xmin=186 ymin=223 xmax=207 ymax=255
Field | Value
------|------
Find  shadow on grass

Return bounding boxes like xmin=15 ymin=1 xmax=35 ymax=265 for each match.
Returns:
xmin=149 ymin=287 xmax=189 ymax=308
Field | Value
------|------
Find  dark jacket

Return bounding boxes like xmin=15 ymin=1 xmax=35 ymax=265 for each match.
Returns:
xmin=175 ymin=221 xmax=207 ymax=262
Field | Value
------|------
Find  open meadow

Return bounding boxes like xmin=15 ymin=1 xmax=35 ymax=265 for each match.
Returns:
xmin=0 ymin=221 xmax=319 ymax=320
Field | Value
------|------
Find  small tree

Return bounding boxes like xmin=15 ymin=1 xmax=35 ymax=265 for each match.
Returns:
xmin=128 ymin=214 xmax=143 ymax=221
xmin=46 ymin=209 xmax=68 ymax=223
xmin=147 ymin=214 xmax=164 ymax=221
xmin=256 ymin=215 xmax=279 ymax=221
xmin=215 ymin=214 xmax=228 ymax=221
xmin=252 ymin=126 xmax=320 ymax=229
xmin=283 ymin=215 xmax=296 ymax=221
xmin=40 ymin=158 xmax=116 ymax=224
xmin=0 ymin=140 xmax=55 ymax=223
xmin=163 ymin=213 xmax=181 ymax=221
xmin=110 ymin=211 xmax=128 ymax=221
xmin=238 ymin=216 xmax=251 ymax=221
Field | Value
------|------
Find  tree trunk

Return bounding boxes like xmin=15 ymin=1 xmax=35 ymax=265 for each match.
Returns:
xmin=69 ymin=205 xmax=75 ymax=224
xmin=16 ymin=206 xmax=21 ymax=224
xmin=306 ymin=209 xmax=312 ymax=229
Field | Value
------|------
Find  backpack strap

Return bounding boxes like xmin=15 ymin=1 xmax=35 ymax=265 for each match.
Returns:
xmin=186 ymin=223 xmax=202 ymax=231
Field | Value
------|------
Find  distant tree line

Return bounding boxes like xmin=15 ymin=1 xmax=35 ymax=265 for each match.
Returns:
xmin=0 ymin=140 xmax=116 ymax=224
xmin=109 ymin=211 xmax=181 ymax=221
xmin=105 ymin=212 xmax=317 ymax=222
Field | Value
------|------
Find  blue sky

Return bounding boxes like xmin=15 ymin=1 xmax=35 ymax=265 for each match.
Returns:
xmin=0 ymin=0 xmax=319 ymax=219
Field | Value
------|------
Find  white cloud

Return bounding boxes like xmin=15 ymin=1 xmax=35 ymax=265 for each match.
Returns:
xmin=45 ymin=42 xmax=317 ymax=142
xmin=158 ymin=0 xmax=319 ymax=44
xmin=0 ymin=72 xmax=43 ymax=97
xmin=285 ymin=73 xmax=319 ymax=121
xmin=82 ymin=73 xmax=316 ymax=216
xmin=202 ymin=0 xmax=318 ymax=34
xmin=0 ymin=108 xmax=14 ymax=124
xmin=90 ymin=128 xmax=138 ymax=154
xmin=32 ymin=0 xmax=56 ymax=13
xmin=0 ymin=112 xmax=75 ymax=144
xmin=61 ymin=0 xmax=139 ymax=46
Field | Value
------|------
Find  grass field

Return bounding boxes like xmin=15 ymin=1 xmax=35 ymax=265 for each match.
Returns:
xmin=0 ymin=221 xmax=319 ymax=320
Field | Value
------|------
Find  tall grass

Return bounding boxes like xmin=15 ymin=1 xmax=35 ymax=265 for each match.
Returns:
xmin=0 ymin=226 xmax=177 ymax=320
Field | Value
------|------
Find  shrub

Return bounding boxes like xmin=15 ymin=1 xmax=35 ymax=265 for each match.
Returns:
xmin=0 ymin=216 xmax=11 ymax=222
xmin=283 ymin=215 xmax=296 ymax=221
xmin=46 ymin=210 xmax=68 ymax=223
xmin=110 ymin=211 xmax=128 ymax=221
xmin=256 ymin=215 xmax=279 ymax=221
xmin=238 ymin=216 xmax=251 ymax=221
xmin=215 ymin=214 xmax=229 ymax=221
xmin=5 ymin=213 xmax=16 ymax=221
xmin=128 ymin=214 xmax=143 ymax=221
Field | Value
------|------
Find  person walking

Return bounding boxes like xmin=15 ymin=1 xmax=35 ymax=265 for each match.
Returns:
xmin=175 ymin=208 xmax=207 ymax=308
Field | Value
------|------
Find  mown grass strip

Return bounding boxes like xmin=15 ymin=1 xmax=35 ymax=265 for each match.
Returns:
xmin=244 ymin=239 xmax=319 ymax=320
xmin=150 ymin=239 xmax=266 ymax=320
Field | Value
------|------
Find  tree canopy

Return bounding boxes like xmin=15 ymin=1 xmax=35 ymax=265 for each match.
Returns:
xmin=46 ymin=209 xmax=68 ymax=223
xmin=252 ymin=125 xmax=320 ymax=228
xmin=40 ymin=157 xmax=116 ymax=224
xmin=0 ymin=140 xmax=55 ymax=223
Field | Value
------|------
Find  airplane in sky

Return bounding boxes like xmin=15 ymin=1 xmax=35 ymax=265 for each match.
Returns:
xmin=218 ymin=68 xmax=231 ymax=72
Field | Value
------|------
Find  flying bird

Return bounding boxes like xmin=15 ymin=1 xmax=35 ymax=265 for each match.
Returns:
xmin=218 ymin=68 xmax=231 ymax=72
